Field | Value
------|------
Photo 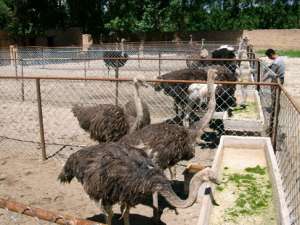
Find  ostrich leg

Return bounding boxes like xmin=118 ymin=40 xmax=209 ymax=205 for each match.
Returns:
xmin=123 ymin=205 xmax=130 ymax=225
xmin=152 ymin=192 xmax=162 ymax=224
xmin=168 ymin=167 xmax=177 ymax=180
xmin=103 ymin=205 xmax=113 ymax=225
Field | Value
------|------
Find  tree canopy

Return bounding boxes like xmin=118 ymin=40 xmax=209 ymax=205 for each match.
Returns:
xmin=0 ymin=0 xmax=299 ymax=40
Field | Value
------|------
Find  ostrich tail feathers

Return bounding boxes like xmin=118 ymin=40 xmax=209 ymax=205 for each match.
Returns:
xmin=71 ymin=104 xmax=81 ymax=118
xmin=58 ymin=156 xmax=76 ymax=183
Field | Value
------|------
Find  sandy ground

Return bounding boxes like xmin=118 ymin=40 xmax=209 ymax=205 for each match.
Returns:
xmin=0 ymin=59 xmax=216 ymax=225
xmin=0 ymin=56 xmax=299 ymax=224
xmin=283 ymin=57 xmax=300 ymax=107
xmin=0 ymin=139 xmax=215 ymax=225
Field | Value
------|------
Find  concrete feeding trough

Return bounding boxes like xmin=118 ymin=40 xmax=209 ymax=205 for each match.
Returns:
xmin=222 ymin=90 xmax=265 ymax=133
xmin=196 ymin=136 xmax=290 ymax=225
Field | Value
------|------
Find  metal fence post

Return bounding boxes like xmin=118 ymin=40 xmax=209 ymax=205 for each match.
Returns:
xmin=36 ymin=79 xmax=47 ymax=160
xmin=115 ymin=67 xmax=119 ymax=106
xmin=21 ymin=59 xmax=24 ymax=101
xmin=271 ymin=85 xmax=281 ymax=151
xmin=84 ymin=58 xmax=87 ymax=80
xmin=138 ymin=50 xmax=140 ymax=68
xmin=158 ymin=52 xmax=161 ymax=77
xmin=41 ymin=47 xmax=44 ymax=69
xmin=257 ymin=60 xmax=261 ymax=92
xmin=14 ymin=51 xmax=18 ymax=78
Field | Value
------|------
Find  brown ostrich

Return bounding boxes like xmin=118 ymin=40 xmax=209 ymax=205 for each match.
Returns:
xmin=58 ymin=142 xmax=219 ymax=225
xmin=72 ymin=78 xmax=150 ymax=142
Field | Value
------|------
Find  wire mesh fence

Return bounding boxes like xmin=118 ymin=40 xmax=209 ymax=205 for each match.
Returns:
xmin=0 ymin=39 xmax=254 ymax=78
xmin=0 ymin=53 xmax=299 ymax=224
xmin=0 ymin=75 xmax=273 ymax=153
xmin=275 ymin=89 xmax=300 ymax=225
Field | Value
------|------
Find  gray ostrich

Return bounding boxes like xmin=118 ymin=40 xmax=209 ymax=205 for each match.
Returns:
xmin=72 ymin=78 xmax=150 ymax=143
xmin=103 ymin=38 xmax=129 ymax=76
xmin=120 ymin=68 xmax=217 ymax=178
xmin=119 ymin=69 xmax=217 ymax=221
xmin=58 ymin=142 xmax=219 ymax=225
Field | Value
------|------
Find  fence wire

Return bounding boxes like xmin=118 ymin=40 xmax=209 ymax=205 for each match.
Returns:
xmin=1 ymin=54 xmax=299 ymax=225
xmin=275 ymin=91 xmax=300 ymax=225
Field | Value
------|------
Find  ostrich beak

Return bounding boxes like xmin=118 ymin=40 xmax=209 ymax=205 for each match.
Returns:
xmin=210 ymin=177 xmax=221 ymax=185
xmin=133 ymin=78 xmax=149 ymax=88
xmin=140 ymin=80 xmax=149 ymax=88
xmin=205 ymin=187 xmax=220 ymax=206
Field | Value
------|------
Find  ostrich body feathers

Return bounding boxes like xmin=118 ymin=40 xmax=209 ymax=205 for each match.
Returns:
xmin=120 ymin=122 xmax=194 ymax=170
xmin=58 ymin=143 xmax=170 ymax=207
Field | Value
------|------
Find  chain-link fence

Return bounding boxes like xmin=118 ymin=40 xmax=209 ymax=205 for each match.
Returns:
xmin=0 ymin=54 xmax=299 ymax=224
xmin=0 ymin=39 xmax=254 ymax=78
xmin=0 ymin=76 xmax=276 ymax=225
xmin=274 ymin=88 xmax=300 ymax=225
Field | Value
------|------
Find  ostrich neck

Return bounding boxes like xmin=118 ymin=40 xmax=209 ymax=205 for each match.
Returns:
xmin=189 ymin=74 xmax=216 ymax=142
xmin=129 ymin=84 xmax=143 ymax=133
xmin=157 ymin=172 xmax=205 ymax=208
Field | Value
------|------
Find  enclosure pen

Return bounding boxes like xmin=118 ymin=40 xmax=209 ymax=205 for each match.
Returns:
xmin=0 ymin=44 xmax=299 ymax=225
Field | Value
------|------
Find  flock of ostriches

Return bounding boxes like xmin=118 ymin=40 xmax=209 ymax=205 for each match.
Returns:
xmin=58 ymin=44 xmax=246 ymax=225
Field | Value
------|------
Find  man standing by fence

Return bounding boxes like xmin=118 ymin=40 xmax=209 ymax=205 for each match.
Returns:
xmin=263 ymin=49 xmax=285 ymax=85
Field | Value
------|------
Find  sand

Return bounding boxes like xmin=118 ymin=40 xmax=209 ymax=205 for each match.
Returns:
xmin=0 ymin=56 xmax=299 ymax=224
xmin=0 ymin=139 xmax=215 ymax=225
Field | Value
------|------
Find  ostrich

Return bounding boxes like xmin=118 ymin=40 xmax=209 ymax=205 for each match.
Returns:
xmin=103 ymin=38 xmax=128 ymax=76
xmin=119 ymin=69 xmax=217 ymax=221
xmin=186 ymin=38 xmax=209 ymax=69
xmin=186 ymin=82 xmax=218 ymax=127
xmin=120 ymin=68 xmax=217 ymax=179
xmin=154 ymin=65 xmax=237 ymax=126
xmin=58 ymin=142 xmax=219 ymax=225
xmin=72 ymin=78 xmax=150 ymax=143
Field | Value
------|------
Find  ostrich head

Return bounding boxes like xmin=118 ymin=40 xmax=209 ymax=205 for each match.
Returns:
xmin=196 ymin=167 xmax=219 ymax=184
xmin=157 ymin=167 xmax=219 ymax=208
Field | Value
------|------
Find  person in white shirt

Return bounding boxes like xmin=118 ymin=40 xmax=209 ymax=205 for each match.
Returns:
xmin=264 ymin=49 xmax=285 ymax=84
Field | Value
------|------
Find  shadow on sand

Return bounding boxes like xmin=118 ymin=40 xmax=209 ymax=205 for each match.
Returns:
xmin=86 ymin=180 xmax=187 ymax=225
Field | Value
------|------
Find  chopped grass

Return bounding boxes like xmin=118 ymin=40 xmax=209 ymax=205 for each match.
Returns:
xmin=218 ymin=166 xmax=273 ymax=222
xmin=231 ymin=102 xmax=258 ymax=119
xmin=256 ymin=49 xmax=300 ymax=58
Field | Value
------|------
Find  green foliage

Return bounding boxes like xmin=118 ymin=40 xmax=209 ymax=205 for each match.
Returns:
xmin=257 ymin=49 xmax=300 ymax=58
xmin=0 ymin=0 xmax=299 ymax=39
xmin=0 ymin=0 xmax=11 ymax=29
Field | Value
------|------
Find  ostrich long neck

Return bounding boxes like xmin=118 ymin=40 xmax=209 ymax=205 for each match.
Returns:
xmin=189 ymin=70 xmax=216 ymax=142
xmin=157 ymin=171 xmax=206 ymax=208
xmin=129 ymin=83 xmax=143 ymax=133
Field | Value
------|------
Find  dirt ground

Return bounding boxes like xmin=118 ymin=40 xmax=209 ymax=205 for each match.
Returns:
xmin=0 ymin=56 xmax=299 ymax=225
xmin=0 ymin=138 xmax=215 ymax=225
xmin=283 ymin=57 xmax=300 ymax=107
